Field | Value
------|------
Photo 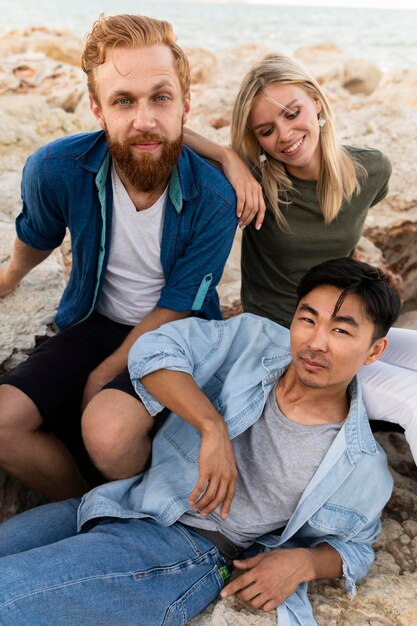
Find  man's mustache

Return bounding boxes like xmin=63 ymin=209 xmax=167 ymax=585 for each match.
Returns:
xmin=128 ymin=133 xmax=163 ymax=144
xmin=298 ymin=350 xmax=331 ymax=368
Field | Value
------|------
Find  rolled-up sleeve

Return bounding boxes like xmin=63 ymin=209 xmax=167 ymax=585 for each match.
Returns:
xmin=310 ymin=515 xmax=381 ymax=596
xmin=16 ymin=151 xmax=67 ymax=250
xmin=128 ymin=317 xmax=224 ymax=415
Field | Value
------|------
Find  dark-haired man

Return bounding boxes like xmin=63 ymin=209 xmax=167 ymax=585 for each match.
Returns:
xmin=0 ymin=258 xmax=400 ymax=626
xmin=0 ymin=14 xmax=238 ymax=501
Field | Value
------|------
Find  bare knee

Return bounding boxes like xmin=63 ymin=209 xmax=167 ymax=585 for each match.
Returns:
xmin=0 ymin=385 xmax=43 ymax=457
xmin=81 ymin=389 xmax=154 ymax=479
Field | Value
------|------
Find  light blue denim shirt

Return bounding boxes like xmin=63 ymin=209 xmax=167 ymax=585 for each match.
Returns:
xmin=78 ymin=313 xmax=393 ymax=626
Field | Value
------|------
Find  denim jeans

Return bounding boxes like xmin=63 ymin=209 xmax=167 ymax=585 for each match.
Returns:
xmin=0 ymin=499 xmax=226 ymax=625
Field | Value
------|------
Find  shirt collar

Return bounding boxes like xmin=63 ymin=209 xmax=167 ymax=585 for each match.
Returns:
xmin=263 ymin=352 xmax=378 ymax=460
xmin=76 ymin=131 xmax=198 ymax=214
xmin=344 ymin=377 xmax=379 ymax=459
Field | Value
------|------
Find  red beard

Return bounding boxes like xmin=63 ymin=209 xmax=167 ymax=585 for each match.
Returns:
xmin=106 ymin=130 xmax=183 ymax=193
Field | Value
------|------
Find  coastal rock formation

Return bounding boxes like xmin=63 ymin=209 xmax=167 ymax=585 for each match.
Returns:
xmin=1 ymin=28 xmax=417 ymax=624
xmin=0 ymin=221 xmax=65 ymax=372
xmin=0 ymin=27 xmax=83 ymax=67
xmin=0 ymin=51 xmax=85 ymax=110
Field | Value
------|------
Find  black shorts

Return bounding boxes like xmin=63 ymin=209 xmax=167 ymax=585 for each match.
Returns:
xmin=0 ymin=312 xmax=138 ymax=434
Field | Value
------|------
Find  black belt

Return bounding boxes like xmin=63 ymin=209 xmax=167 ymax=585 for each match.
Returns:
xmin=181 ymin=524 xmax=242 ymax=567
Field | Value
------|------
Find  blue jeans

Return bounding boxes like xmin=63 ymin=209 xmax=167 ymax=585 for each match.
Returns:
xmin=0 ymin=499 xmax=226 ymax=625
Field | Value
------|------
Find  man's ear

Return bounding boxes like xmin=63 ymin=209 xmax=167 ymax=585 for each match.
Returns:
xmin=182 ymin=93 xmax=191 ymax=125
xmin=363 ymin=336 xmax=388 ymax=366
xmin=90 ymin=97 xmax=105 ymax=130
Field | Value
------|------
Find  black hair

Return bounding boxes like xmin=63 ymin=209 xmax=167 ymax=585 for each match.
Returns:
xmin=296 ymin=257 xmax=401 ymax=340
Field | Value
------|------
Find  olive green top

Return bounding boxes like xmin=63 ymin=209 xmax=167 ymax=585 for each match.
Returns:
xmin=241 ymin=146 xmax=392 ymax=328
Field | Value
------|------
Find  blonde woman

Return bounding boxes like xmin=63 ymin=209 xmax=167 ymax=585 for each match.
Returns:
xmin=185 ymin=52 xmax=417 ymax=464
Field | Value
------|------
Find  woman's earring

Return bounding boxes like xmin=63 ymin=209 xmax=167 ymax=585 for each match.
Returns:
xmin=259 ymin=153 xmax=267 ymax=168
xmin=318 ymin=116 xmax=327 ymax=128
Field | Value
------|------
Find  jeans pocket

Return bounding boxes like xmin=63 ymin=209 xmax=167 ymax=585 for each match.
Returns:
xmin=161 ymin=565 xmax=223 ymax=626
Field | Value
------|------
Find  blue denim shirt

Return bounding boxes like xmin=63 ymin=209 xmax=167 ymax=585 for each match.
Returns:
xmin=16 ymin=131 xmax=237 ymax=330
xmin=78 ymin=314 xmax=393 ymax=626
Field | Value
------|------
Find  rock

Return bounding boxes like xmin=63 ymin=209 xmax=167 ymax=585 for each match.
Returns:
xmin=0 ymin=52 xmax=85 ymax=111
xmin=354 ymin=235 xmax=404 ymax=300
xmin=294 ymin=44 xmax=344 ymax=85
xmin=189 ymin=597 xmax=276 ymax=625
xmin=364 ymin=212 xmax=417 ymax=312
xmin=210 ymin=116 xmax=230 ymax=130
xmin=0 ymin=94 xmax=91 ymax=159
xmin=0 ymin=472 xmax=45 ymax=524
xmin=73 ymin=91 xmax=101 ymax=133
xmin=185 ymin=47 xmax=218 ymax=84
xmin=0 ymin=106 xmax=40 ymax=158
xmin=0 ymin=222 xmax=65 ymax=372
xmin=0 ymin=168 xmax=22 ymax=220
xmin=396 ymin=310 xmax=417 ymax=330
xmin=0 ymin=27 xmax=83 ymax=67
xmin=370 ymin=67 xmax=417 ymax=109
xmin=342 ymin=58 xmax=382 ymax=96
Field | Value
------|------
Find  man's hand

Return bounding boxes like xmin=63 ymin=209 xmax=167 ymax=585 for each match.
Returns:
xmin=221 ymin=549 xmax=314 ymax=612
xmin=82 ymin=309 xmax=191 ymax=411
xmin=141 ymin=369 xmax=238 ymax=518
xmin=82 ymin=360 xmax=122 ymax=410
xmin=221 ymin=544 xmax=343 ymax=612
xmin=189 ymin=423 xmax=237 ymax=519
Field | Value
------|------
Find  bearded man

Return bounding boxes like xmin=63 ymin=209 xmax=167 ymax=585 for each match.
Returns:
xmin=0 ymin=14 xmax=238 ymax=503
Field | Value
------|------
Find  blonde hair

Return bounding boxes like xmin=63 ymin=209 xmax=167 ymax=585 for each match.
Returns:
xmin=231 ymin=53 xmax=364 ymax=230
xmin=81 ymin=14 xmax=191 ymax=102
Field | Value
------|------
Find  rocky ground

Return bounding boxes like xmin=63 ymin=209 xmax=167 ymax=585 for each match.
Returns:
xmin=1 ymin=27 xmax=417 ymax=625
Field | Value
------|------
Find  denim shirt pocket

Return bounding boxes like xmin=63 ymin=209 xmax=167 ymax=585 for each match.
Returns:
xmin=163 ymin=420 xmax=201 ymax=464
xmin=162 ymin=392 xmax=225 ymax=464
xmin=200 ymin=375 xmax=225 ymax=407
xmin=308 ymin=503 xmax=368 ymax=541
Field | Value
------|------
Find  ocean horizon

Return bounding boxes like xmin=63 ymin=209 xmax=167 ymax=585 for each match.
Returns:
xmin=1 ymin=0 xmax=416 ymax=70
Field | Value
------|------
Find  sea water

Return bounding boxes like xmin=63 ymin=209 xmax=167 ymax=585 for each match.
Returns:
xmin=0 ymin=0 xmax=416 ymax=69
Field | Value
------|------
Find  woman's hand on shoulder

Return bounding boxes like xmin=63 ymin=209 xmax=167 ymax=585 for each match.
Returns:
xmin=221 ymin=147 xmax=265 ymax=230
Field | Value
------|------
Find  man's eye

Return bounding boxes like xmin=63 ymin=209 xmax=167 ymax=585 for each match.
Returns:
xmin=334 ymin=328 xmax=349 ymax=335
xmin=300 ymin=317 xmax=314 ymax=324
xmin=155 ymin=95 xmax=170 ymax=103
xmin=115 ymin=98 xmax=131 ymax=105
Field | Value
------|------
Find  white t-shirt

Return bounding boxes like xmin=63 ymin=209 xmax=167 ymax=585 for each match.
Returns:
xmin=96 ymin=164 xmax=167 ymax=325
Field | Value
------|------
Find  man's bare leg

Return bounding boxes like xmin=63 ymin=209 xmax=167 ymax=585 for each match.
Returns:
xmin=0 ymin=385 xmax=89 ymax=500
xmin=81 ymin=389 xmax=155 ymax=480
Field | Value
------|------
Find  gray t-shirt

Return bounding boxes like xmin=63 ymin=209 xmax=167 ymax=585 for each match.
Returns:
xmin=180 ymin=384 xmax=344 ymax=548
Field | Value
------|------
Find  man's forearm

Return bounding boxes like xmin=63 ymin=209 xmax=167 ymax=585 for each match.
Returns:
xmin=141 ymin=369 xmax=225 ymax=434
xmin=82 ymin=307 xmax=191 ymax=408
xmin=100 ymin=307 xmax=191 ymax=376
xmin=141 ymin=368 xmax=237 ymax=518
xmin=298 ymin=543 xmax=343 ymax=582
xmin=0 ymin=238 xmax=52 ymax=296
